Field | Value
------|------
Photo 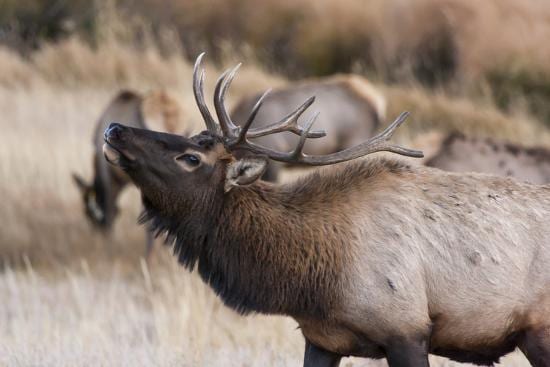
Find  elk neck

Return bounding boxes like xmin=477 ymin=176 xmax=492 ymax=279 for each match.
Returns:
xmin=141 ymin=158 xmax=411 ymax=318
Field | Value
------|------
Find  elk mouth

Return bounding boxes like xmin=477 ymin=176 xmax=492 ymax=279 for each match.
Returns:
xmin=103 ymin=140 xmax=136 ymax=166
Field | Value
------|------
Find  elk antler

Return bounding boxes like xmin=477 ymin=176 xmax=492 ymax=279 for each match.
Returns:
xmin=241 ymin=95 xmax=326 ymax=140
xmin=193 ymin=53 xmax=326 ymax=141
xmin=230 ymin=111 xmax=423 ymax=165
xmin=192 ymin=53 xmax=423 ymax=165
xmin=213 ymin=63 xmax=242 ymax=138
xmin=193 ymin=52 xmax=219 ymax=133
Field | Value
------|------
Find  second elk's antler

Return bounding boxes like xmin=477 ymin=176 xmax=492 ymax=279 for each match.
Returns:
xmin=193 ymin=53 xmax=423 ymax=166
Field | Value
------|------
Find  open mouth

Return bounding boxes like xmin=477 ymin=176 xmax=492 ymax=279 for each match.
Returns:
xmin=103 ymin=140 xmax=136 ymax=166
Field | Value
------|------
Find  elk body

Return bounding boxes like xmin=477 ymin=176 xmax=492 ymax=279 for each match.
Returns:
xmin=103 ymin=55 xmax=550 ymax=366
xmin=73 ymin=89 xmax=182 ymax=255
xmin=426 ymin=132 xmax=550 ymax=184
xmin=230 ymin=75 xmax=385 ymax=181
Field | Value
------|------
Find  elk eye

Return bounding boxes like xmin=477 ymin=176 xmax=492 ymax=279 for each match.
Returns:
xmin=178 ymin=153 xmax=201 ymax=167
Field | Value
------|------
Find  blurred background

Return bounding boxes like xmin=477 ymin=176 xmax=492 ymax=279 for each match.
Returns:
xmin=0 ymin=0 xmax=548 ymax=365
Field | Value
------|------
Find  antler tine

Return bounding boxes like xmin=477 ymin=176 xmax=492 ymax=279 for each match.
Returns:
xmin=289 ymin=112 xmax=320 ymax=159
xmin=378 ymin=111 xmax=410 ymax=140
xmin=230 ymin=111 xmax=423 ymax=165
xmin=245 ymin=96 xmax=326 ymax=139
xmin=234 ymin=88 xmax=272 ymax=144
xmin=214 ymin=63 xmax=241 ymax=138
xmin=193 ymin=53 xmax=219 ymax=133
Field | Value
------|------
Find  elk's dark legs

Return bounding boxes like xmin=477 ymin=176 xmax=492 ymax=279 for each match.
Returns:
xmin=385 ymin=338 xmax=430 ymax=367
xmin=519 ymin=327 xmax=550 ymax=367
xmin=303 ymin=339 xmax=342 ymax=367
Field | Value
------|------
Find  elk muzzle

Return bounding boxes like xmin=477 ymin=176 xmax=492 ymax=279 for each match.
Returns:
xmin=103 ymin=123 xmax=136 ymax=166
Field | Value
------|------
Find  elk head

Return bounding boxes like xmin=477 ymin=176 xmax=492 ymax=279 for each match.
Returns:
xmin=103 ymin=53 xmax=423 ymax=218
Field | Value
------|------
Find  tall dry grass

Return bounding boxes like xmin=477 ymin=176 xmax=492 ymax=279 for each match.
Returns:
xmin=5 ymin=0 xmax=550 ymax=83
xmin=0 ymin=258 xmax=304 ymax=367
xmin=384 ymin=85 xmax=550 ymax=146
xmin=85 ymin=0 xmax=550 ymax=79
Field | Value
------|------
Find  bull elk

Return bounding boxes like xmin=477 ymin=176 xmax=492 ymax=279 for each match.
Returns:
xmin=426 ymin=132 xmax=550 ymax=184
xmin=73 ymin=89 xmax=182 ymax=256
xmin=103 ymin=54 xmax=550 ymax=366
xmin=230 ymin=74 xmax=385 ymax=181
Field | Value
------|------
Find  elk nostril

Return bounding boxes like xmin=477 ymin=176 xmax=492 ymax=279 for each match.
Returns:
xmin=105 ymin=123 xmax=124 ymax=140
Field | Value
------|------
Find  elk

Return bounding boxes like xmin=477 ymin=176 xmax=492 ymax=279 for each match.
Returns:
xmin=73 ymin=89 xmax=182 ymax=256
xmin=230 ymin=74 xmax=385 ymax=181
xmin=103 ymin=54 xmax=550 ymax=366
xmin=425 ymin=132 xmax=550 ymax=184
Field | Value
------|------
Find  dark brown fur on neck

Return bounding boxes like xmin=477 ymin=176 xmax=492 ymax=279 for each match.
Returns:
xmin=140 ymin=158 xmax=408 ymax=317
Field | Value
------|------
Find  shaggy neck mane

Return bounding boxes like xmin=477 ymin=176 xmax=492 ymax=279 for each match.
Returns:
xmin=140 ymin=158 xmax=410 ymax=318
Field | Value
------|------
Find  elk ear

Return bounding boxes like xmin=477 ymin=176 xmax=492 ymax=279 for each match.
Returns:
xmin=72 ymin=173 xmax=89 ymax=193
xmin=224 ymin=157 xmax=268 ymax=192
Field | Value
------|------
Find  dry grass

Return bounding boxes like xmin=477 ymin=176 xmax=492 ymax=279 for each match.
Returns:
xmin=0 ymin=260 xmax=531 ymax=367
xmin=0 ymin=36 xmax=546 ymax=366
xmin=0 ymin=259 xmax=303 ymax=367
xmin=0 ymin=37 xmax=283 ymax=90
xmin=383 ymin=85 xmax=550 ymax=147
xmin=88 ymin=0 xmax=550 ymax=77
xmin=6 ymin=0 xmax=550 ymax=80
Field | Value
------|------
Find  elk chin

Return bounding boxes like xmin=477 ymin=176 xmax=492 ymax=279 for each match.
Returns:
xmin=103 ymin=143 xmax=135 ymax=167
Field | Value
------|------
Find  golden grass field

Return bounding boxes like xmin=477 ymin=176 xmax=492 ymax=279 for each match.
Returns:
xmin=1 ymin=14 xmax=550 ymax=365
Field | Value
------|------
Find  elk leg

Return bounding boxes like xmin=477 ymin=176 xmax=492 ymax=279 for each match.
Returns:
xmin=385 ymin=338 xmax=430 ymax=367
xmin=519 ymin=327 xmax=550 ymax=367
xmin=303 ymin=339 xmax=342 ymax=367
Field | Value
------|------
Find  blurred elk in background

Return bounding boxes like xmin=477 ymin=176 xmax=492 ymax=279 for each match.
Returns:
xmin=426 ymin=132 xmax=550 ymax=184
xmin=103 ymin=55 xmax=550 ymax=367
xmin=72 ymin=89 xmax=183 ymax=256
xmin=230 ymin=75 xmax=385 ymax=181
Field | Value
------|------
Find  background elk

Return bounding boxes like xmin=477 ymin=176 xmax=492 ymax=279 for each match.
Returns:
xmin=425 ymin=132 xmax=550 ymax=184
xmin=103 ymin=55 xmax=550 ymax=367
xmin=230 ymin=75 xmax=385 ymax=180
xmin=73 ymin=89 xmax=183 ymax=256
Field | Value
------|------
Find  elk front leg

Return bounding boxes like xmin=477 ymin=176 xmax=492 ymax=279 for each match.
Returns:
xmin=519 ymin=326 xmax=550 ymax=367
xmin=303 ymin=339 xmax=342 ymax=367
xmin=385 ymin=337 xmax=430 ymax=367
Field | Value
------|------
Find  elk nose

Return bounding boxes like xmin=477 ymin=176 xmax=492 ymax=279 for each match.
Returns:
xmin=104 ymin=123 xmax=125 ymax=141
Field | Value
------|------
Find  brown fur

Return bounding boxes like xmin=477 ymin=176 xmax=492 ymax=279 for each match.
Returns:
xmin=138 ymin=155 xmax=404 ymax=316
